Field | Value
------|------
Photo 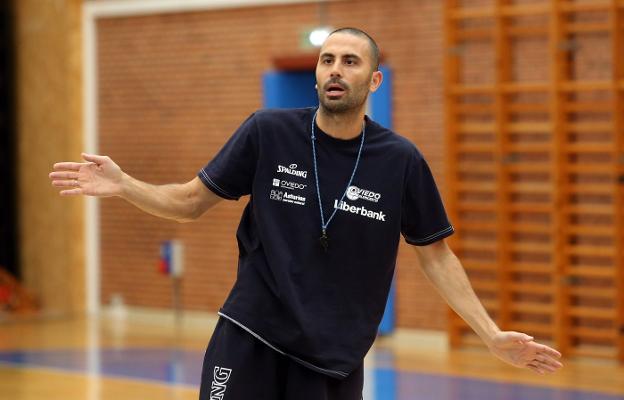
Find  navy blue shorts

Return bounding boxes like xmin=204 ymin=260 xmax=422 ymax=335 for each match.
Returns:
xmin=199 ymin=317 xmax=364 ymax=400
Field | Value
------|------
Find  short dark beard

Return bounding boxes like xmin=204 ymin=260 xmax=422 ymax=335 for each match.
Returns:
xmin=316 ymin=81 xmax=370 ymax=115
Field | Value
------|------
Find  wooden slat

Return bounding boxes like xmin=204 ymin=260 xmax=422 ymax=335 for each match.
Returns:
xmin=565 ymin=164 xmax=613 ymax=173
xmin=510 ymin=302 xmax=554 ymax=315
xmin=460 ymin=239 xmax=498 ymax=252
xmin=456 ymin=163 xmax=496 ymax=173
xmin=549 ymin=1 xmax=568 ymax=357
xmin=450 ymin=3 xmax=550 ymax=19
xmin=450 ymin=84 xmax=495 ymax=94
xmin=567 ymin=266 xmax=615 ymax=278
xmin=560 ymin=80 xmax=613 ymax=92
xmin=560 ymin=1 xmax=611 ymax=13
xmin=509 ymin=181 xmax=553 ymax=193
xmin=493 ymin=0 xmax=512 ymax=329
xmin=566 ymin=224 xmax=615 ymax=236
xmin=563 ymin=204 xmax=614 ymax=216
xmin=458 ymin=203 xmax=497 ymax=213
xmin=568 ymin=183 xmax=615 ymax=195
xmin=455 ymin=103 xmax=494 ymax=114
xmin=564 ymin=22 xmax=611 ymax=33
xmin=505 ymin=163 xmax=551 ymax=173
xmin=564 ymin=245 xmax=615 ymax=257
xmin=564 ymin=143 xmax=613 ymax=153
xmin=501 ymin=3 xmax=549 ymax=16
xmin=565 ymin=121 xmax=613 ymax=132
xmin=471 ymin=280 xmax=501 ymax=291
xmin=509 ymin=282 xmax=554 ymax=295
xmin=456 ymin=28 xmax=492 ymax=41
xmin=462 ymin=260 xmax=499 ymax=271
xmin=569 ymin=327 xmax=618 ymax=340
xmin=456 ymin=181 xmax=497 ymax=192
xmin=501 ymin=82 xmax=549 ymax=93
xmin=449 ymin=7 xmax=494 ymax=20
xmin=507 ymin=26 xmax=549 ymax=37
xmin=508 ymin=203 xmax=553 ymax=212
xmin=507 ymin=321 xmax=553 ymax=335
xmin=568 ymin=286 xmax=616 ymax=299
xmin=509 ymin=222 xmax=553 ymax=234
xmin=569 ymin=346 xmax=618 ymax=359
xmin=509 ymin=262 xmax=553 ymax=273
xmin=457 ymin=220 xmax=498 ymax=231
xmin=510 ymin=242 xmax=553 ymax=254
xmin=445 ymin=0 xmax=463 ymax=349
xmin=563 ymin=101 xmax=613 ymax=112
xmin=611 ymin=0 xmax=624 ymax=363
xmin=507 ymin=122 xmax=552 ymax=133
xmin=507 ymin=142 xmax=551 ymax=152
xmin=507 ymin=103 xmax=549 ymax=113
xmin=457 ymin=142 xmax=496 ymax=153
xmin=458 ymin=122 xmax=496 ymax=133
xmin=568 ymin=306 xmax=616 ymax=319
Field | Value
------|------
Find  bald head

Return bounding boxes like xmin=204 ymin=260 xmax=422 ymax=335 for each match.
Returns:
xmin=326 ymin=27 xmax=379 ymax=71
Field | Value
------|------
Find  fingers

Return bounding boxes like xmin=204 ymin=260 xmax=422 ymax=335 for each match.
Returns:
xmin=59 ymin=188 xmax=83 ymax=196
xmin=534 ymin=354 xmax=563 ymax=370
xmin=527 ymin=357 xmax=561 ymax=374
xmin=526 ymin=344 xmax=564 ymax=375
xmin=82 ymin=153 xmax=108 ymax=164
xmin=52 ymin=179 xmax=80 ymax=188
xmin=53 ymin=162 xmax=91 ymax=171
xmin=50 ymin=169 xmax=81 ymax=189
xmin=536 ymin=344 xmax=562 ymax=359
xmin=527 ymin=362 xmax=551 ymax=375
xmin=49 ymin=171 xmax=80 ymax=180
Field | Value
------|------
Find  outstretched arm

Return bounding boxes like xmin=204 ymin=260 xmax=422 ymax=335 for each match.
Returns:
xmin=49 ymin=153 xmax=222 ymax=222
xmin=412 ymin=239 xmax=563 ymax=375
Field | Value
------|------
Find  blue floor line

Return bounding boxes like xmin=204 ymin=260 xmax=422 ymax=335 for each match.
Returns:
xmin=0 ymin=349 xmax=622 ymax=400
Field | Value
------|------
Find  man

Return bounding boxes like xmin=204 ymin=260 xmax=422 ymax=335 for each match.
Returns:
xmin=50 ymin=28 xmax=562 ymax=399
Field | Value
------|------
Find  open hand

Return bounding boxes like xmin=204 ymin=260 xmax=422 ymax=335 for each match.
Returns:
xmin=49 ymin=153 xmax=124 ymax=197
xmin=488 ymin=331 xmax=563 ymax=375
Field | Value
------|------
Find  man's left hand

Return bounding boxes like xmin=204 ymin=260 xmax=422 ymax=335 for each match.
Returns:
xmin=488 ymin=331 xmax=563 ymax=374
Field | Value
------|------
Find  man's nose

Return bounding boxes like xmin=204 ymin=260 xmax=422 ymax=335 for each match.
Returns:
xmin=329 ymin=63 xmax=342 ymax=78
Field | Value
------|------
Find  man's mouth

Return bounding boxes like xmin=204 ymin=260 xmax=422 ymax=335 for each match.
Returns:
xmin=325 ymin=83 xmax=346 ymax=98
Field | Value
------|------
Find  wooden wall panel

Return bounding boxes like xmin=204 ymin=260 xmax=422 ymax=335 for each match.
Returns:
xmin=445 ymin=0 xmax=624 ymax=362
xmin=14 ymin=0 xmax=84 ymax=316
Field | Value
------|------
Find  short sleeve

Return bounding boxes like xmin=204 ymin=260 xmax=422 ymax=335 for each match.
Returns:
xmin=198 ymin=113 xmax=258 ymax=200
xmin=401 ymin=149 xmax=454 ymax=246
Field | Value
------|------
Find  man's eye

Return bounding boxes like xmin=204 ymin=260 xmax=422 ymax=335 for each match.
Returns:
xmin=345 ymin=59 xmax=356 ymax=65
xmin=323 ymin=59 xmax=333 ymax=64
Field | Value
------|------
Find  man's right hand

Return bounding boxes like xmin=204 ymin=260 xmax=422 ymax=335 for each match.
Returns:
xmin=49 ymin=153 xmax=124 ymax=197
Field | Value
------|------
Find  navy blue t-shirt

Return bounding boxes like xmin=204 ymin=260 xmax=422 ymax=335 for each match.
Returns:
xmin=198 ymin=108 xmax=453 ymax=378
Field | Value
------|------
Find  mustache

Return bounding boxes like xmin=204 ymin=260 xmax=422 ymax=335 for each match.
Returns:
xmin=322 ymin=78 xmax=349 ymax=90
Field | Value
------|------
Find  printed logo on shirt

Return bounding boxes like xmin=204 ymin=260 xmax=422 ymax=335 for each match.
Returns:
xmin=346 ymin=186 xmax=381 ymax=203
xmin=271 ymin=189 xmax=306 ymax=206
xmin=334 ymin=200 xmax=386 ymax=222
xmin=277 ymin=163 xmax=308 ymax=179
xmin=273 ymin=178 xmax=307 ymax=191
xmin=210 ymin=366 xmax=232 ymax=400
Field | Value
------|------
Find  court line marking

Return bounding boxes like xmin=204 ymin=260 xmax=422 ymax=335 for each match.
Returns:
xmin=2 ymin=348 xmax=624 ymax=397
xmin=0 ymin=360 xmax=199 ymax=391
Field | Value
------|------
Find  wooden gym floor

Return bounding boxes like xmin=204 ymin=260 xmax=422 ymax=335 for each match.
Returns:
xmin=0 ymin=311 xmax=623 ymax=400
